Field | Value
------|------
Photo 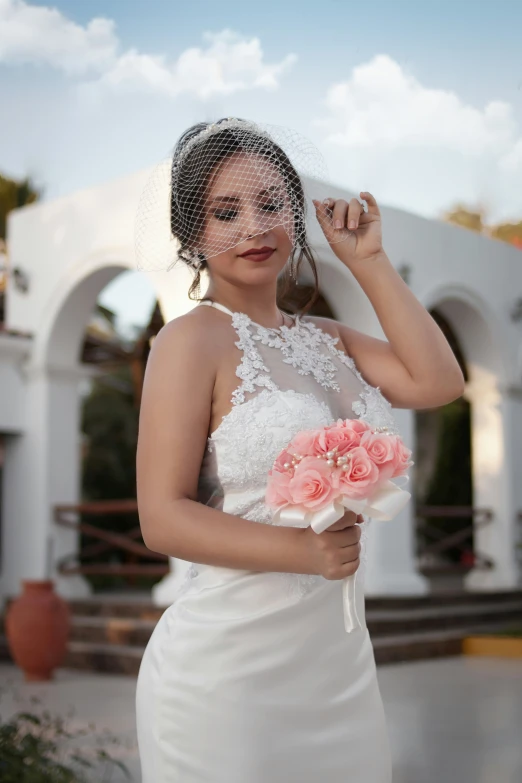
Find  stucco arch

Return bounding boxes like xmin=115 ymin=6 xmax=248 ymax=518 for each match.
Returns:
xmin=418 ymin=283 xmax=519 ymax=589
xmin=420 ymin=283 xmax=509 ymax=387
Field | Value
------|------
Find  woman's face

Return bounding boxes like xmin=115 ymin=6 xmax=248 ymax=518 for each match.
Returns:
xmin=197 ymin=152 xmax=295 ymax=288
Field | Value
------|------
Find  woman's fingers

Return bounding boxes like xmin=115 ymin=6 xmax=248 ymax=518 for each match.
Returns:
xmin=331 ymin=199 xmax=348 ymax=230
xmin=347 ymin=197 xmax=364 ymax=230
xmin=313 ymin=196 xmax=369 ymax=233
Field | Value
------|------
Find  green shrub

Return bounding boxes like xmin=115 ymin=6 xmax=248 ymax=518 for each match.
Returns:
xmin=0 ymin=687 xmax=131 ymax=782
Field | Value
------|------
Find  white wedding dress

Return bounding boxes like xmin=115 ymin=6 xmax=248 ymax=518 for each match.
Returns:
xmin=136 ymin=301 xmax=398 ymax=782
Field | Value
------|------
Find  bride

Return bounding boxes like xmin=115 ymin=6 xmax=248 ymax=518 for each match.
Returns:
xmin=134 ymin=117 xmax=464 ymax=782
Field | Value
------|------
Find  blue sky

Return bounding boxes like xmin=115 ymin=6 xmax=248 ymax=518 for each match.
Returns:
xmin=1 ymin=0 xmax=521 ymax=329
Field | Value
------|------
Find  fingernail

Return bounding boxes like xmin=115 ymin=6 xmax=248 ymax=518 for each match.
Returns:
xmin=323 ymin=199 xmax=330 ymax=206
xmin=349 ymin=220 xmax=356 ymax=229
xmin=334 ymin=220 xmax=342 ymax=229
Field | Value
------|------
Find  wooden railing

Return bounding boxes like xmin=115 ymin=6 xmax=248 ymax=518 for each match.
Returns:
xmin=416 ymin=505 xmax=494 ymax=573
xmin=54 ymin=499 xmax=169 ymax=578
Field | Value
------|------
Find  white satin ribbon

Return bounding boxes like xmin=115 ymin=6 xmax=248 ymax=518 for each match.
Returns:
xmin=273 ymin=480 xmax=411 ymax=633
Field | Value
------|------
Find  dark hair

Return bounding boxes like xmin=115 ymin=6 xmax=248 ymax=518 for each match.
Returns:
xmin=169 ymin=117 xmax=319 ymax=314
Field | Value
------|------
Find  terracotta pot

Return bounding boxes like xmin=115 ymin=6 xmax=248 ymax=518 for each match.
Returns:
xmin=5 ymin=580 xmax=70 ymax=681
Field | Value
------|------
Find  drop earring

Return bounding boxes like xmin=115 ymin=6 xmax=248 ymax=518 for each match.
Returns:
xmin=290 ymin=257 xmax=298 ymax=283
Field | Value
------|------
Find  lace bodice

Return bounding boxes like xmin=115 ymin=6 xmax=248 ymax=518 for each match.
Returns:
xmin=178 ymin=301 xmax=400 ymax=600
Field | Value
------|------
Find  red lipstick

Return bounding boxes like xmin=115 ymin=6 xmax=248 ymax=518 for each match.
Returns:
xmin=238 ymin=246 xmax=275 ymax=262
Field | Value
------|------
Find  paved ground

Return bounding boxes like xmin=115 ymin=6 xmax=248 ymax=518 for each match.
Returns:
xmin=378 ymin=656 xmax=522 ymax=783
xmin=1 ymin=656 xmax=521 ymax=782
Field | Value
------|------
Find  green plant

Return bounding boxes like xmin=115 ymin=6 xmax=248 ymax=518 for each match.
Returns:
xmin=0 ymin=686 xmax=132 ymax=782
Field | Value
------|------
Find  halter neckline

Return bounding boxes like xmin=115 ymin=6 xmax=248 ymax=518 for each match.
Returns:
xmin=198 ymin=300 xmax=300 ymax=331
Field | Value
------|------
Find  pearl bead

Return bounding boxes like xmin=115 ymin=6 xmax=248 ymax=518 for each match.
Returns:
xmin=283 ymin=463 xmax=290 ymax=470
xmin=326 ymin=459 xmax=335 ymax=467
xmin=326 ymin=450 xmax=335 ymax=459
xmin=342 ymin=464 xmax=350 ymax=471
xmin=337 ymin=456 xmax=348 ymax=464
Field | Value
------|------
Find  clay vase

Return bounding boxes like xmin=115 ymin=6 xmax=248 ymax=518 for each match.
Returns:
xmin=5 ymin=580 xmax=71 ymax=681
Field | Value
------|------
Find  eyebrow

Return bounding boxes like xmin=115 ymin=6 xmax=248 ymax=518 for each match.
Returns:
xmin=210 ymin=185 xmax=282 ymax=205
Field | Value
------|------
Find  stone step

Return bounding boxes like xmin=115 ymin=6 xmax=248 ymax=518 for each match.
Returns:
xmin=70 ymin=615 xmax=158 ymax=647
xmin=366 ymin=589 xmax=522 ymax=611
xmin=65 ymin=588 xmax=522 ymax=621
xmin=371 ymin=621 xmax=514 ymax=665
xmin=2 ymin=590 xmax=521 ymax=674
xmin=65 ymin=598 xmax=522 ymax=648
xmin=68 ymin=596 xmax=163 ymax=622
xmin=1 ymin=614 xmax=517 ymax=675
xmin=0 ymin=634 xmax=144 ymax=677
xmin=366 ymin=599 xmax=522 ymax=636
xmin=64 ymin=640 xmax=144 ymax=676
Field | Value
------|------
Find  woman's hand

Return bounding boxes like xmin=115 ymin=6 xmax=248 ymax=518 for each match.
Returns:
xmin=300 ymin=511 xmax=363 ymax=580
xmin=312 ymin=191 xmax=383 ymax=267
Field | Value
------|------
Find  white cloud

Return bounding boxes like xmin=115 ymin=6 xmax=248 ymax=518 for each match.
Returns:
xmin=0 ymin=0 xmax=117 ymax=73
xmin=0 ymin=1 xmax=296 ymax=97
xmin=317 ymin=54 xmax=521 ymax=165
xmin=100 ymin=30 xmax=297 ymax=99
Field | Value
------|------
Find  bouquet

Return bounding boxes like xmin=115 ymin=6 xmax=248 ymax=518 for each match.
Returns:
xmin=266 ymin=418 xmax=413 ymax=633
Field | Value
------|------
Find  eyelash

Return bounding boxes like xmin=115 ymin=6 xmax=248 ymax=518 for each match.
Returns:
xmin=212 ymin=201 xmax=285 ymax=222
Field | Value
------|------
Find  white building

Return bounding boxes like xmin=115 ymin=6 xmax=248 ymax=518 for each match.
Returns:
xmin=1 ymin=167 xmax=521 ymax=607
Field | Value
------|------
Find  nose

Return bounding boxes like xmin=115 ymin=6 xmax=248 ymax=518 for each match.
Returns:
xmin=240 ymin=201 xmax=272 ymax=240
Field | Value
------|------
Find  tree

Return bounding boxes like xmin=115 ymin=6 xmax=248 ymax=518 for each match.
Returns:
xmin=490 ymin=219 xmax=522 ymax=248
xmin=0 ymin=173 xmax=41 ymax=240
xmin=442 ymin=204 xmax=485 ymax=233
xmin=442 ymin=202 xmax=522 ymax=250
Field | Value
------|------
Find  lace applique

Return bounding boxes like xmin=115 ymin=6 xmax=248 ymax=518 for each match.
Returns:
xmin=207 ymin=388 xmax=333 ymax=491
xmin=296 ymin=320 xmax=401 ymax=435
xmin=231 ymin=313 xmax=279 ymax=404
xmin=253 ymin=320 xmax=342 ymax=392
xmin=229 ymin=314 xmax=399 ymax=435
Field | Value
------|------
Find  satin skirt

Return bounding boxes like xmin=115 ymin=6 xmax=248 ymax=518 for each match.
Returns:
xmin=135 ymin=568 xmax=392 ymax=782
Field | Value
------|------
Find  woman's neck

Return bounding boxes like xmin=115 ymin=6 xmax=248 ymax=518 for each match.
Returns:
xmin=203 ymin=282 xmax=287 ymax=329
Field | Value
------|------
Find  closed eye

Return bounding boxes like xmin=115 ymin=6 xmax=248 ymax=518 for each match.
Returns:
xmin=261 ymin=199 xmax=285 ymax=213
xmin=213 ymin=209 xmax=238 ymax=221
xmin=211 ymin=199 xmax=285 ymax=222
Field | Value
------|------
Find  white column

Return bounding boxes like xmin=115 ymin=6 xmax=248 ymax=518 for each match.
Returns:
xmin=465 ymin=379 xmax=522 ymax=590
xmin=364 ymin=408 xmax=429 ymax=596
xmin=0 ymin=365 xmax=91 ymax=601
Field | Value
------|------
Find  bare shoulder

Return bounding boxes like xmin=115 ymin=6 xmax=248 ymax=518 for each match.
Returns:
xmin=148 ymin=304 xmax=234 ymax=370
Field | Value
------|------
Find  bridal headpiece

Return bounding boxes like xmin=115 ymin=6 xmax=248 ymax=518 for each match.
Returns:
xmin=134 ymin=117 xmax=355 ymax=274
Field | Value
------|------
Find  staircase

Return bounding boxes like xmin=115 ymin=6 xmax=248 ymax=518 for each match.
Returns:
xmin=1 ymin=590 xmax=521 ymax=675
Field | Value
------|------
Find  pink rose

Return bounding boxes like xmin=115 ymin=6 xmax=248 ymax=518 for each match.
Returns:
xmin=337 ymin=418 xmax=372 ymax=436
xmin=288 ymin=456 xmax=339 ymax=510
xmin=266 ymin=469 xmax=293 ymax=508
xmin=318 ymin=423 xmax=362 ymax=456
xmin=338 ymin=446 xmax=380 ymax=499
xmin=391 ymin=438 xmax=413 ymax=478
xmin=360 ymin=430 xmax=397 ymax=481
xmin=287 ymin=429 xmax=324 ymax=457
xmin=272 ymin=448 xmax=294 ymax=473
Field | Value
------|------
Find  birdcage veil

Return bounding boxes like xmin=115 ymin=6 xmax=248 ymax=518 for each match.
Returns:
xmin=134 ymin=116 xmax=360 ymax=275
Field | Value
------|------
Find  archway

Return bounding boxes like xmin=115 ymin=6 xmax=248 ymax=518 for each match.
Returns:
xmin=0 ymin=256 xmax=196 ymax=600
xmin=415 ymin=309 xmax=473 ymax=591
xmin=419 ymin=288 xmax=518 ymax=590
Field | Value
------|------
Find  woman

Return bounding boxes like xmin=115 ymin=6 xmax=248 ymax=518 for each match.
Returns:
xmin=135 ymin=117 xmax=464 ymax=782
